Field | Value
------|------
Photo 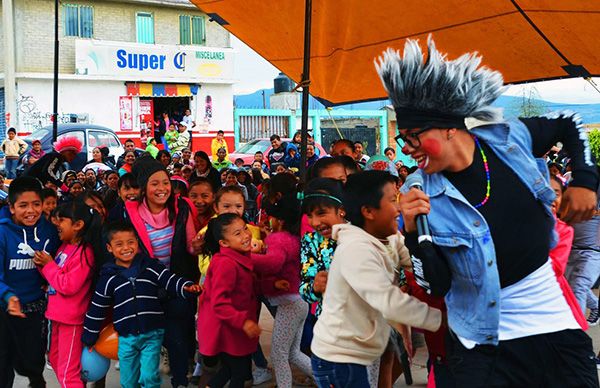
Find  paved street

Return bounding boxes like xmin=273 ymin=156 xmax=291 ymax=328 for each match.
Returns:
xmin=14 ymin=307 xmax=600 ymax=387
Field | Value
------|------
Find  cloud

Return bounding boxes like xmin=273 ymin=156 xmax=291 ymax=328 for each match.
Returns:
xmin=504 ymin=78 xmax=600 ymax=104
xmin=232 ymin=36 xmax=280 ymax=95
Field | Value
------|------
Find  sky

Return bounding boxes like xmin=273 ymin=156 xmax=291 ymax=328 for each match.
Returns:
xmin=232 ymin=37 xmax=600 ymax=104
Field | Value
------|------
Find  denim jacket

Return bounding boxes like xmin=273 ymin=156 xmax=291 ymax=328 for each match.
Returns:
xmin=401 ymin=119 xmax=557 ymax=345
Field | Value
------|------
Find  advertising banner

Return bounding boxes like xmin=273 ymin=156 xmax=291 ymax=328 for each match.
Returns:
xmin=119 ymin=96 xmax=133 ymax=131
xmin=76 ymin=40 xmax=234 ymax=80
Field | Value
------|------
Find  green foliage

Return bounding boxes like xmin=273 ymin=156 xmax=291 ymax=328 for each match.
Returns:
xmin=511 ymin=86 xmax=548 ymax=118
xmin=588 ymin=129 xmax=600 ymax=166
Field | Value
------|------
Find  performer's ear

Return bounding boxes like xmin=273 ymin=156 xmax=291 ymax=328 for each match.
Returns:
xmin=446 ymin=128 xmax=456 ymax=140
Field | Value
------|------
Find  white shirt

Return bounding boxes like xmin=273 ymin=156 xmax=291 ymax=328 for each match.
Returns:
xmin=458 ymin=259 xmax=579 ymax=349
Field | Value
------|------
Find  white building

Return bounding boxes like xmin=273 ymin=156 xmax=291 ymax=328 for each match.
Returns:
xmin=1 ymin=0 xmax=235 ymax=150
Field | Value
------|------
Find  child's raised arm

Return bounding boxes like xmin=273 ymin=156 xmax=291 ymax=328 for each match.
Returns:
xmin=338 ymin=243 xmax=442 ymax=332
xmin=150 ymin=261 xmax=196 ymax=299
xmin=36 ymin=247 xmax=94 ymax=297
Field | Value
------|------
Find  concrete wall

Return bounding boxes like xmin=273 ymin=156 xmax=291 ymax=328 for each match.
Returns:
xmin=13 ymin=0 xmax=230 ymax=74
xmin=15 ymin=79 xmax=234 ymax=134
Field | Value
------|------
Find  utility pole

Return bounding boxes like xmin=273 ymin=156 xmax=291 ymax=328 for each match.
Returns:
xmin=3 ymin=0 xmax=17 ymax=131
xmin=52 ymin=0 xmax=59 ymax=141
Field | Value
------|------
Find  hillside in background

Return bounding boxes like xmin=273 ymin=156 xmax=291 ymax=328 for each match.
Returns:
xmin=234 ymin=89 xmax=600 ymax=124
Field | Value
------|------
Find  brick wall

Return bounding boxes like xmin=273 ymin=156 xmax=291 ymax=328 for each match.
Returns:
xmin=14 ymin=0 xmax=230 ymax=74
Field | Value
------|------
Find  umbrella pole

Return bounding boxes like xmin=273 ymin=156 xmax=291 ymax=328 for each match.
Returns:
xmin=298 ymin=0 xmax=312 ymax=184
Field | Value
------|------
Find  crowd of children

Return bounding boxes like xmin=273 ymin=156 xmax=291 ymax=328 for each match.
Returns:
xmin=0 ymin=127 xmax=597 ymax=388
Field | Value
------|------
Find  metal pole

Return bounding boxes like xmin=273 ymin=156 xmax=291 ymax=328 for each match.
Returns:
xmin=52 ymin=0 xmax=59 ymax=141
xmin=298 ymin=0 xmax=312 ymax=184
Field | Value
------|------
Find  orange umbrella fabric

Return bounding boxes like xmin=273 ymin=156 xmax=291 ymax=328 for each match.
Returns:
xmin=191 ymin=0 xmax=600 ymax=105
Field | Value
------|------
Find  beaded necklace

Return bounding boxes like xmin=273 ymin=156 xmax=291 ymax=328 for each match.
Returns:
xmin=472 ymin=135 xmax=490 ymax=208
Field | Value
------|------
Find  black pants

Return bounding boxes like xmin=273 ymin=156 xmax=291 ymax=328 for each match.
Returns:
xmin=208 ymin=353 xmax=252 ymax=388
xmin=0 ymin=309 xmax=47 ymax=388
xmin=447 ymin=329 xmax=598 ymax=388
xmin=163 ymin=297 xmax=197 ymax=387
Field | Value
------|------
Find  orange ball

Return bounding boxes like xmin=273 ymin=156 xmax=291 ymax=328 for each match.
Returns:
xmin=94 ymin=324 xmax=119 ymax=360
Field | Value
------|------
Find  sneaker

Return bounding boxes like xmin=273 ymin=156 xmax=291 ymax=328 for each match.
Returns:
xmin=160 ymin=347 xmax=170 ymax=375
xmin=115 ymin=361 xmax=120 ymax=371
xmin=252 ymin=367 xmax=272 ymax=386
xmin=190 ymin=362 xmax=202 ymax=385
xmin=587 ymin=308 xmax=600 ymax=326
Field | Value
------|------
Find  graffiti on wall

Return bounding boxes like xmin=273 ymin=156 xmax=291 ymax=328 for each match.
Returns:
xmin=17 ymin=95 xmax=87 ymax=132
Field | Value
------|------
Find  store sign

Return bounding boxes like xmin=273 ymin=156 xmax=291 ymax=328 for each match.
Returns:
xmin=75 ymin=40 xmax=234 ymax=80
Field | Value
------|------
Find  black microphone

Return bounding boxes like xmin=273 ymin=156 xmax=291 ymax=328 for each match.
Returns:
xmin=404 ymin=174 xmax=432 ymax=247
xmin=403 ymin=174 xmax=452 ymax=296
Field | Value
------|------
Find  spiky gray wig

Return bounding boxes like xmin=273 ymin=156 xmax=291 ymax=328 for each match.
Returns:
xmin=375 ymin=35 xmax=505 ymax=129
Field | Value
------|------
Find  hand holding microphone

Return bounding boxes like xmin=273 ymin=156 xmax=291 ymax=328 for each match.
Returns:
xmin=400 ymin=175 xmax=451 ymax=296
xmin=399 ymin=176 xmax=431 ymax=236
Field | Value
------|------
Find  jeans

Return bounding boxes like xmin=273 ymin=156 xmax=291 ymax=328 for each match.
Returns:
xmin=565 ymin=216 xmax=600 ymax=313
xmin=163 ymin=298 xmax=196 ymax=387
xmin=311 ymin=354 xmax=369 ymax=388
xmin=118 ymin=329 xmax=164 ymax=388
xmin=4 ymin=158 xmax=18 ymax=179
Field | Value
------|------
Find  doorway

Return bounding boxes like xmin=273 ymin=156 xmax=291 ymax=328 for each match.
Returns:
xmin=153 ymin=96 xmax=190 ymax=124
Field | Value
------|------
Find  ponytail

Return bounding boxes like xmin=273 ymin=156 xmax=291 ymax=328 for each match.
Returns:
xmin=203 ymin=213 xmax=243 ymax=256
xmin=54 ymin=199 xmax=105 ymax=282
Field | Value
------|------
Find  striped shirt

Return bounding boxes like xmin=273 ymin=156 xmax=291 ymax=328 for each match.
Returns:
xmin=145 ymin=223 xmax=174 ymax=268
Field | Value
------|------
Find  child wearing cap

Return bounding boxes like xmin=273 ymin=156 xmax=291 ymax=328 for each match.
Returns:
xmin=27 ymin=139 xmax=46 ymax=166
xmin=1 ymin=128 xmax=28 ymax=179
xmin=145 ymin=137 xmax=159 ymax=158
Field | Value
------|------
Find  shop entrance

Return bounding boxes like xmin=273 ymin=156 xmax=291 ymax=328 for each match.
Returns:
xmin=153 ymin=96 xmax=190 ymax=124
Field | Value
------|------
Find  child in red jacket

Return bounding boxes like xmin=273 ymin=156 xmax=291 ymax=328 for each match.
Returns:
xmin=198 ymin=213 xmax=263 ymax=388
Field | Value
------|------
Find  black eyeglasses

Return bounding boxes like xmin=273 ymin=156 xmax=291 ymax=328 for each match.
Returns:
xmin=394 ymin=126 xmax=435 ymax=149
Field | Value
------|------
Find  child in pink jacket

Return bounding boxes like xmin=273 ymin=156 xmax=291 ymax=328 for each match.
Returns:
xmin=252 ymin=194 xmax=313 ymax=388
xmin=34 ymin=201 xmax=104 ymax=388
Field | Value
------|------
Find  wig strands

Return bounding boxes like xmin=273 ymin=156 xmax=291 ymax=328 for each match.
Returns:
xmin=375 ymin=35 xmax=506 ymax=122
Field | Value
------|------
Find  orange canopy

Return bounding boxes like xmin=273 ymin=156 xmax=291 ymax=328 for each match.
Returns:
xmin=191 ymin=0 xmax=600 ymax=106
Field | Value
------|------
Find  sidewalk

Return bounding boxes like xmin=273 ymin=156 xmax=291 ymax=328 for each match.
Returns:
xmin=15 ymin=308 xmax=600 ymax=387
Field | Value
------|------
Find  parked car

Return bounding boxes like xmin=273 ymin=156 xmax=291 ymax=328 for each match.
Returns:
xmin=18 ymin=124 xmax=124 ymax=173
xmin=229 ymin=138 xmax=327 ymax=166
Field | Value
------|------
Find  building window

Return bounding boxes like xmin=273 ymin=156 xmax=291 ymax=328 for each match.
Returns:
xmin=63 ymin=4 xmax=93 ymax=38
xmin=179 ymin=15 xmax=205 ymax=45
xmin=136 ymin=12 xmax=155 ymax=44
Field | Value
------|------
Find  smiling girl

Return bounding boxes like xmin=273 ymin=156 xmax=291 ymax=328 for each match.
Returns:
xmin=198 ymin=214 xmax=262 ymax=388
xmin=125 ymin=156 xmax=200 ymax=387
xmin=299 ymin=178 xmax=346 ymax=317
xmin=33 ymin=200 xmax=103 ymax=388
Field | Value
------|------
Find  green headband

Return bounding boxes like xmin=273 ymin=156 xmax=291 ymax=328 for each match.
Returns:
xmin=302 ymin=193 xmax=343 ymax=205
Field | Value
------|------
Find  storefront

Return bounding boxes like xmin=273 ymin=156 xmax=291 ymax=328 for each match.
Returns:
xmin=14 ymin=39 xmax=235 ymax=153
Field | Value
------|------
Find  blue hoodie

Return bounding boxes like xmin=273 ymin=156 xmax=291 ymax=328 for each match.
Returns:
xmin=0 ymin=205 xmax=60 ymax=307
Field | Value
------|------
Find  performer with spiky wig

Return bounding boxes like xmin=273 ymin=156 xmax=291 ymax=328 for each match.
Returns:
xmin=25 ymin=136 xmax=82 ymax=192
xmin=376 ymin=36 xmax=599 ymax=387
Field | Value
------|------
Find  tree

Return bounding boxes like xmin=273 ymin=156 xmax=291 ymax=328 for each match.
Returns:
xmin=511 ymin=86 xmax=548 ymax=117
xmin=588 ymin=128 xmax=600 ymax=166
